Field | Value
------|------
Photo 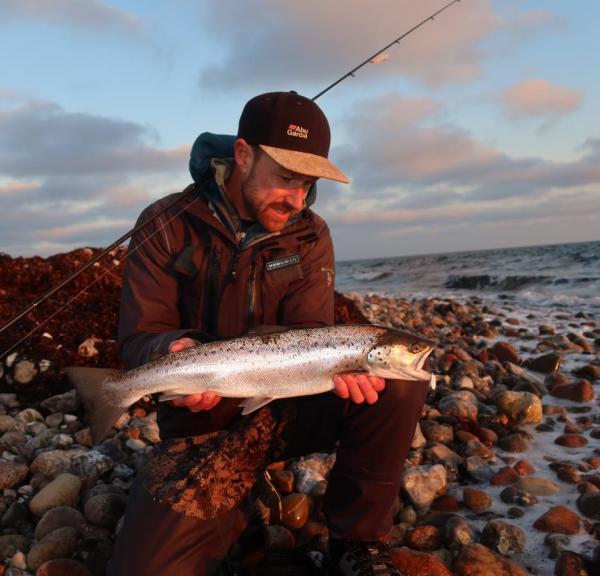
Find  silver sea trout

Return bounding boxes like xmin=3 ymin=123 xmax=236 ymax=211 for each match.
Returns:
xmin=66 ymin=324 xmax=435 ymax=443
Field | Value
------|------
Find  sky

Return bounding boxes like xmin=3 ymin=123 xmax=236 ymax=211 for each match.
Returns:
xmin=0 ymin=0 xmax=599 ymax=261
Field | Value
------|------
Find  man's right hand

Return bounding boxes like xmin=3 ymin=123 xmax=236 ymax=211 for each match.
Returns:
xmin=167 ymin=337 xmax=222 ymax=412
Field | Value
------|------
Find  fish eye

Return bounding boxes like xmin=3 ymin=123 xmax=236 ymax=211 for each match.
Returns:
xmin=409 ymin=343 xmax=426 ymax=353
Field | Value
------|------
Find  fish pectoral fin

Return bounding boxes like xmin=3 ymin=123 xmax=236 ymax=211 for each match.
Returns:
xmin=239 ymin=396 xmax=275 ymax=415
xmin=158 ymin=392 xmax=189 ymax=402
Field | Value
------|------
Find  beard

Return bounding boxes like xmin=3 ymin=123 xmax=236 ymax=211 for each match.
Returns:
xmin=241 ymin=177 xmax=298 ymax=232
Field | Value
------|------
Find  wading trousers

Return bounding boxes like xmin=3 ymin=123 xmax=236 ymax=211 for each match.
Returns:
xmin=107 ymin=379 xmax=430 ymax=576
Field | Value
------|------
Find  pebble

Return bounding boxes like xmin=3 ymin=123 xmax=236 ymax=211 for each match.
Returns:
xmin=463 ymin=487 xmax=491 ymax=513
xmin=533 ymin=506 xmax=581 ymax=534
xmin=576 ymin=492 xmax=600 ymax=520
xmin=490 ymin=467 xmax=520 ymax=486
xmin=13 ymin=360 xmax=38 ymax=385
xmin=390 ymin=548 xmax=453 ymax=576
xmin=83 ymin=492 xmax=127 ymax=528
xmin=495 ymin=391 xmax=542 ymax=425
xmin=550 ymin=380 xmax=596 ymax=402
xmin=515 ymin=477 xmax=560 ymax=495
xmin=401 ymin=465 xmax=447 ymax=510
xmin=35 ymin=558 xmax=92 ymax=576
xmin=524 ymin=352 xmax=561 ymax=373
xmin=0 ymin=462 xmax=29 ymax=490
xmin=281 ymin=493 xmax=310 ymax=530
xmin=498 ymin=433 xmax=530 ymax=453
xmin=438 ymin=393 xmax=478 ymax=421
xmin=405 ymin=525 xmax=441 ymax=551
xmin=40 ymin=391 xmax=79 ymax=414
xmin=454 ymin=543 xmax=528 ymax=576
xmin=490 ymin=342 xmax=522 ymax=364
xmin=29 ymin=473 xmax=82 ymax=517
xmin=554 ymin=434 xmax=588 ymax=448
xmin=481 ymin=519 xmax=526 ymax=556
xmin=26 ymin=526 xmax=78 ymax=572
xmin=34 ymin=506 xmax=86 ymax=540
xmin=420 ymin=420 xmax=454 ymax=444
xmin=0 ymin=535 xmax=30 ymax=559
xmin=444 ymin=515 xmax=474 ymax=550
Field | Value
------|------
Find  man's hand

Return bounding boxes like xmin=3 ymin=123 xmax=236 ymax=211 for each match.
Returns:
xmin=333 ymin=373 xmax=385 ymax=404
xmin=168 ymin=338 xmax=222 ymax=412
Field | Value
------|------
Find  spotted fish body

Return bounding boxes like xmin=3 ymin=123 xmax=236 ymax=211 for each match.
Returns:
xmin=67 ymin=324 xmax=435 ymax=442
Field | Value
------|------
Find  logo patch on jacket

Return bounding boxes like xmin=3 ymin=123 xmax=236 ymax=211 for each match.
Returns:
xmin=266 ymin=255 xmax=301 ymax=271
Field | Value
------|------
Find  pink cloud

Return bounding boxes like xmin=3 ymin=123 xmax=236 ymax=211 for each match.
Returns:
xmin=0 ymin=180 xmax=40 ymax=196
xmin=502 ymin=78 xmax=582 ymax=119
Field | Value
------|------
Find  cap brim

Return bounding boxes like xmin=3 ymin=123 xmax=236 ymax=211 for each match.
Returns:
xmin=260 ymin=145 xmax=350 ymax=184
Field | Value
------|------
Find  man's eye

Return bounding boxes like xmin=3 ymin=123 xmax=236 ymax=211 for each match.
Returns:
xmin=280 ymin=175 xmax=293 ymax=183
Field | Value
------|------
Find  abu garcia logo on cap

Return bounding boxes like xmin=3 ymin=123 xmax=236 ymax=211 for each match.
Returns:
xmin=287 ymin=124 xmax=309 ymax=139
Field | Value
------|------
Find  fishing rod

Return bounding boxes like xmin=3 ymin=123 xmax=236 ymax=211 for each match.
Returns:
xmin=0 ymin=0 xmax=462 ymax=352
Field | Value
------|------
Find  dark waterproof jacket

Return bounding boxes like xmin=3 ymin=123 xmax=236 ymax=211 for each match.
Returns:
xmin=117 ymin=133 xmax=335 ymax=437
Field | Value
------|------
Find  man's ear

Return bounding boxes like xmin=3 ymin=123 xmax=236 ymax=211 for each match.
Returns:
xmin=234 ymin=138 xmax=255 ymax=177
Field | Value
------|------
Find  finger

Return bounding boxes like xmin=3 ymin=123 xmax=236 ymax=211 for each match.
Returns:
xmin=170 ymin=393 xmax=204 ymax=407
xmin=368 ymin=376 xmax=386 ymax=392
xmin=333 ymin=375 xmax=349 ymax=399
xmin=206 ymin=395 xmax=222 ymax=410
xmin=188 ymin=391 xmax=218 ymax=412
xmin=169 ymin=338 xmax=196 ymax=354
xmin=345 ymin=375 xmax=365 ymax=404
xmin=356 ymin=375 xmax=378 ymax=404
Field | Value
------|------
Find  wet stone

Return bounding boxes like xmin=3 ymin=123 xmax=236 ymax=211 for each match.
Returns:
xmin=515 ymin=476 xmax=560 ymax=496
xmin=554 ymin=551 xmax=591 ymax=576
xmin=544 ymin=533 xmax=570 ymax=559
xmin=401 ymin=465 xmax=447 ymax=511
xmin=507 ymin=507 xmax=524 ymax=519
xmin=513 ymin=460 xmax=535 ymax=476
xmin=551 ymin=380 xmax=596 ymax=402
xmin=533 ymin=506 xmax=581 ymax=534
xmin=576 ymin=492 xmax=600 ymax=520
xmin=524 ymin=352 xmax=561 ymax=374
xmin=490 ymin=342 xmax=522 ymax=364
xmin=481 ymin=519 xmax=526 ymax=557
xmin=390 ymin=548 xmax=453 ymax=576
xmin=555 ymin=434 xmax=588 ymax=448
xmin=406 ymin=525 xmax=441 ymax=551
xmin=495 ymin=391 xmax=542 ymax=425
xmin=281 ymin=493 xmax=310 ymax=530
xmin=444 ymin=515 xmax=474 ymax=550
xmin=573 ymin=364 xmax=600 ymax=381
xmin=498 ymin=433 xmax=530 ymax=453
xmin=463 ymin=487 xmax=491 ymax=513
xmin=454 ymin=543 xmax=528 ymax=576
xmin=40 ymin=391 xmax=79 ymax=414
xmin=490 ymin=467 xmax=520 ymax=486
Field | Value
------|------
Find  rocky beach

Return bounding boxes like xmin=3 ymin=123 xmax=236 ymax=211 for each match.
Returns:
xmin=0 ymin=248 xmax=599 ymax=575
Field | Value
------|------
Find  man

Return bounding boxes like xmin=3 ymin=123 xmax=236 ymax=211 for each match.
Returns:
xmin=108 ymin=92 xmax=429 ymax=575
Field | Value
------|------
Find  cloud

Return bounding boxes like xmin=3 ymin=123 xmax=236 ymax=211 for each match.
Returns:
xmin=0 ymin=97 xmax=191 ymax=256
xmin=0 ymin=0 xmax=143 ymax=33
xmin=314 ymin=91 xmax=600 ymax=258
xmin=502 ymin=78 xmax=582 ymax=120
xmin=197 ymin=0 xmax=501 ymax=91
xmin=331 ymin=92 xmax=600 ymax=203
xmin=0 ymin=100 xmax=187 ymax=178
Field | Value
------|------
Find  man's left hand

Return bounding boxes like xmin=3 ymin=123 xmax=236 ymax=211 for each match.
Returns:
xmin=333 ymin=373 xmax=385 ymax=404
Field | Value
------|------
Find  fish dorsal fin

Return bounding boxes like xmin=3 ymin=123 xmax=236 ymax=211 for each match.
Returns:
xmin=239 ymin=396 xmax=274 ymax=415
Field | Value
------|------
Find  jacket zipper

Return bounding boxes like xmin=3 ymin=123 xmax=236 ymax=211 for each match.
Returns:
xmin=246 ymin=250 xmax=259 ymax=328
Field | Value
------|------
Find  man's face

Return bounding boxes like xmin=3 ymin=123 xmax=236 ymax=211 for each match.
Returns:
xmin=241 ymin=150 xmax=317 ymax=232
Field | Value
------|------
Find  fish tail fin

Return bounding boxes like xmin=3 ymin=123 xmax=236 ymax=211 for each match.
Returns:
xmin=64 ymin=367 xmax=125 ymax=444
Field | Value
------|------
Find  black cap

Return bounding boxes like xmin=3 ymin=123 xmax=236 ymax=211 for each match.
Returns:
xmin=237 ymin=91 xmax=349 ymax=183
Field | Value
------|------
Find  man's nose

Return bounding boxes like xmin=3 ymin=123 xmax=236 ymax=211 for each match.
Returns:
xmin=286 ymin=188 xmax=306 ymax=211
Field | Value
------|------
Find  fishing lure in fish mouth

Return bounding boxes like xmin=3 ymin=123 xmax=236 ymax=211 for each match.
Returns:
xmin=66 ymin=324 xmax=436 ymax=443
